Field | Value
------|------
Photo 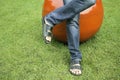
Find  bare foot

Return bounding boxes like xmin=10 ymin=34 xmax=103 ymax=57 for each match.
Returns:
xmin=45 ymin=36 xmax=52 ymax=42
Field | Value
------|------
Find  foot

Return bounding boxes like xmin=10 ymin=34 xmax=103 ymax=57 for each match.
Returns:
xmin=42 ymin=17 xmax=53 ymax=44
xmin=70 ymin=60 xmax=82 ymax=76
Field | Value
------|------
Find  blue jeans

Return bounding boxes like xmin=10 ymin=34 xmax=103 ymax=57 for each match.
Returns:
xmin=45 ymin=0 xmax=96 ymax=61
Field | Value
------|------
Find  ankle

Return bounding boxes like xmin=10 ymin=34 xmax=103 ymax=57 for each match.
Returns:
xmin=70 ymin=59 xmax=81 ymax=64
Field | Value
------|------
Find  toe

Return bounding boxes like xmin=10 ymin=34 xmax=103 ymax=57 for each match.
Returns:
xmin=70 ymin=69 xmax=82 ymax=75
xmin=76 ymin=70 xmax=81 ymax=75
xmin=70 ymin=69 xmax=75 ymax=74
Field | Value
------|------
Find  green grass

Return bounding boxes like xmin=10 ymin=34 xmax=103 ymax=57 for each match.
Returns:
xmin=0 ymin=0 xmax=120 ymax=80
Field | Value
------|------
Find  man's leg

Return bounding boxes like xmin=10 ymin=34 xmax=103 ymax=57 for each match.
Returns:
xmin=63 ymin=0 xmax=82 ymax=75
xmin=66 ymin=15 xmax=82 ymax=62
xmin=45 ymin=0 xmax=96 ymax=26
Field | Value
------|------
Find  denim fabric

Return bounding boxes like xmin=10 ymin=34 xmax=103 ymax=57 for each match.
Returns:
xmin=45 ymin=0 xmax=96 ymax=61
xmin=46 ymin=0 xmax=96 ymax=25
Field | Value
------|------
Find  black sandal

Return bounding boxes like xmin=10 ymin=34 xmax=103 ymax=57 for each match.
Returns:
xmin=70 ymin=60 xmax=82 ymax=76
xmin=42 ymin=17 xmax=53 ymax=44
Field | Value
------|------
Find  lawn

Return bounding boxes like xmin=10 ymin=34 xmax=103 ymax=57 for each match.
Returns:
xmin=0 ymin=0 xmax=120 ymax=80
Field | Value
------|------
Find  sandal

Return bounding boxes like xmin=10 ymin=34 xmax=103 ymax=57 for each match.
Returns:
xmin=70 ymin=60 xmax=82 ymax=76
xmin=42 ymin=17 xmax=53 ymax=44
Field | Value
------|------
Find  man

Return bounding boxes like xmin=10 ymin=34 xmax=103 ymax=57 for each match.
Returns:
xmin=42 ymin=0 xmax=96 ymax=75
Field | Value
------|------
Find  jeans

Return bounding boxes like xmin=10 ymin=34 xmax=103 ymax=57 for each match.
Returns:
xmin=45 ymin=0 xmax=96 ymax=61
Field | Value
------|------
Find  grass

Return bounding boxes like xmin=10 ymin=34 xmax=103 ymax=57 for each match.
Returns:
xmin=0 ymin=0 xmax=120 ymax=80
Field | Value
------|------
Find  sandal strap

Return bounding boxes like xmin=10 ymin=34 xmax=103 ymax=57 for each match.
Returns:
xmin=70 ymin=64 xmax=81 ymax=69
xmin=70 ymin=59 xmax=81 ymax=70
xmin=46 ymin=30 xmax=52 ymax=37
